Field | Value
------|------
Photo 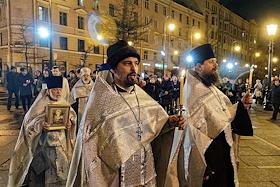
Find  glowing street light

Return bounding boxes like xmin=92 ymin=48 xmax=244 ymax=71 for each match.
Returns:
xmin=272 ymin=57 xmax=278 ymax=63
xmin=226 ymin=62 xmax=234 ymax=70
xmin=97 ymin=34 xmax=103 ymax=41
xmin=254 ymin=65 xmax=258 ymax=68
xmin=234 ymin=62 xmax=239 ymax=65
xmin=38 ymin=27 xmax=50 ymax=38
xmin=174 ymin=50 xmax=179 ymax=55
xmin=97 ymin=34 xmax=105 ymax=64
xmin=264 ymin=23 xmax=278 ymax=110
xmin=245 ymin=64 xmax=250 ymax=68
xmin=267 ymin=24 xmax=278 ymax=36
xmin=38 ymin=25 xmax=53 ymax=68
xmin=194 ymin=32 xmax=201 ymax=40
xmin=186 ymin=55 xmax=193 ymax=63
xmin=168 ymin=23 xmax=176 ymax=31
xmin=273 ymin=68 xmax=277 ymax=72
xmin=234 ymin=45 xmax=241 ymax=52
xmin=162 ymin=21 xmax=176 ymax=75
xmin=265 ymin=67 xmax=268 ymax=70
xmin=223 ymin=59 xmax=227 ymax=63
xmin=255 ymin=52 xmax=260 ymax=57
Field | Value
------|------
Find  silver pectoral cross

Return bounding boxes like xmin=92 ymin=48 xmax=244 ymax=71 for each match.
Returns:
xmin=136 ymin=125 xmax=143 ymax=141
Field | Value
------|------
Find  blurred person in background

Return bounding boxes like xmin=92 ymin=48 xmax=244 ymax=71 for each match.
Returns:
xmin=6 ymin=66 xmax=19 ymax=111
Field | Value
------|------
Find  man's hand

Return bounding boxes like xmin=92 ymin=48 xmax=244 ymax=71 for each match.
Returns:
xmin=43 ymin=122 xmax=50 ymax=130
xmin=169 ymin=115 xmax=187 ymax=130
xmin=242 ymin=91 xmax=252 ymax=109
xmin=66 ymin=120 xmax=72 ymax=129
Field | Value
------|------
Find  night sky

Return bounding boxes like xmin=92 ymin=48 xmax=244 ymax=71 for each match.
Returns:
xmin=220 ymin=0 xmax=280 ymax=22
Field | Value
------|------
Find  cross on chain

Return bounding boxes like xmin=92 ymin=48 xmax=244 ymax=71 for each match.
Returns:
xmin=136 ymin=126 xmax=143 ymax=141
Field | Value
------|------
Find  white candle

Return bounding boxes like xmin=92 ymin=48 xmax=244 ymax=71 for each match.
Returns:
xmin=179 ymin=69 xmax=186 ymax=106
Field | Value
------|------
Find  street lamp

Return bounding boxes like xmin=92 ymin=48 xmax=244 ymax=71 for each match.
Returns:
xmin=49 ymin=0 xmax=53 ymax=69
xmin=168 ymin=23 xmax=175 ymax=31
xmin=234 ymin=45 xmax=241 ymax=52
xmin=230 ymin=41 xmax=241 ymax=63
xmin=226 ymin=62 xmax=234 ymax=71
xmin=264 ymin=23 xmax=278 ymax=110
xmin=272 ymin=57 xmax=278 ymax=63
xmin=190 ymin=30 xmax=201 ymax=48
xmin=162 ymin=21 xmax=176 ymax=76
xmin=255 ymin=52 xmax=260 ymax=58
xmin=38 ymin=27 xmax=50 ymax=38
xmin=38 ymin=1 xmax=53 ymax=69
xmin=186 ymin=55 xmax=193 ymax=63
xmin=97 ymin=34 xmax=105 ymax=64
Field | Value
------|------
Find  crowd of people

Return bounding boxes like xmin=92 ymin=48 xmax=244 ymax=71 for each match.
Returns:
xmin=6 ymin=41 xmax=254 ymax=187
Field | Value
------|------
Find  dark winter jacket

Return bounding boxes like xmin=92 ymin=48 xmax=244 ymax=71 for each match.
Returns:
xmin=271 ymin=85 xmax=280 ymax=104
xmin=18 ymin=73 xmax=33 ymax=96
xmin=171 ymin=81 xmax=180 ymax=99
xmin=160 ymin=80 xmax=173 ymax=106
xmin=144 ymin=82 xmax=160 ymax=102
xmin=6 ymin=71 xmax=19 ymax=91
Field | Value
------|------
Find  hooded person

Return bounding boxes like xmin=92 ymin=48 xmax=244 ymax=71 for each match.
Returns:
xmin=66 ymin=40 xmax=186 ymax=187
xmin=8 ymin=76 xmax=77 ymax=187
xmin=70 ymin=67 xmax=94 ymax=128
xmin=164 ymin=44 xmax=253 ymax=187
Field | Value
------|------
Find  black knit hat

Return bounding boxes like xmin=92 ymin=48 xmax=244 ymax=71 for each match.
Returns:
xmin=46 ymin=76 xmax=63 ymax=89
xmin=99 ymin=40 xmax=140 ymax=71
xmin=190 ymin=44 xmax=215 ymax=64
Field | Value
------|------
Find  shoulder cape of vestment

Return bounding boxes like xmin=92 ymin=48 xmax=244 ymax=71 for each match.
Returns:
xmin=66 ymin=71 xmax=169 ymax=187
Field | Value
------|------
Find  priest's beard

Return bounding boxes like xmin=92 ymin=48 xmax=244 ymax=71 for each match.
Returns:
xmin=49 ymin=91 xmax=62 ymax=101
xmin=82 ymin=77 xmax=91 ymax=84
xmin=199 ymin=71 xmax=220 ymax=87
xmin=124 ymin=72 xmax=138 ymax=87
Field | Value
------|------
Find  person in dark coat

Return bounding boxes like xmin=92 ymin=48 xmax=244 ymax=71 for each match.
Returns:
xmin=33 ymin=70 xmax=43 ymax=99
xmin=171 ymin=75 xmax=180 ymax=114
xmin=271 ymin=78 xmax=280 ymax=120
xmin=6 ymin=66 xmax=19 ymax=110
xmin=18 ymin=67 xmax=33 ymax=112
xmin=144 ymin=75 xmax=160 ymax=102
xmin=160 ymin=75 xmax=173 ymax=114
xmin=69 ymin=68 xmax=81 ymax=91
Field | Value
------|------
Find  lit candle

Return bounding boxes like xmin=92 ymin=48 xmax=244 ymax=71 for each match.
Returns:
xmin=179 ymin=69 xmax=186 ymax=106
xmin=248 ymin=65 xmax=253 ymax=89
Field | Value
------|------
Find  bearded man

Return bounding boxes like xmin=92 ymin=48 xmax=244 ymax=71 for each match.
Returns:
xmin=165 ymin=44 xmax=253 ymax=187
xmin=70 ymin=67 xmax=94 ymax=126
xmin=8 ymin=76 xmax=77 ymax=187
xmin=66 ymin=40 xmax=186 ymax=187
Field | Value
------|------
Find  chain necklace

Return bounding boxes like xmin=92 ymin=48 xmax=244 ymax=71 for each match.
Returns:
xmin=209 ymin=86 xmax=226 ymax=112
xmin=115 ymin=84 xmax=143 ymax=141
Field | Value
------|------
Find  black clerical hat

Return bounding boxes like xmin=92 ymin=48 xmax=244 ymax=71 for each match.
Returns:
xmin=46 ymin=76 xmax=63 ymax=89
xmin=190 ymin=44 xmax=215 ymax=64
xmin=98 ymin=40 xmax=140 ymax=71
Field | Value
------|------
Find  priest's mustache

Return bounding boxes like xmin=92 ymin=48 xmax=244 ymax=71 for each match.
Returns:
xmin=127 ymin=72 xmax=138 ymax=78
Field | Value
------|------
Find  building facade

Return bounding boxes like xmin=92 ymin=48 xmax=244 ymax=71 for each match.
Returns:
xmin=196 ymin=0 xmax=258 ymax=66
xmin=0 ymin=0 xmax=258 ymax=78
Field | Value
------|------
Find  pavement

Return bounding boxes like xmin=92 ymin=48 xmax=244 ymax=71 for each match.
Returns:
xmin=239 ymin=106 xmax=280 ymax=187
xmin=0 ymin=86 xmax=280 ymax=186
xmin=0 ymin=86 xmax=23 ymax=186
